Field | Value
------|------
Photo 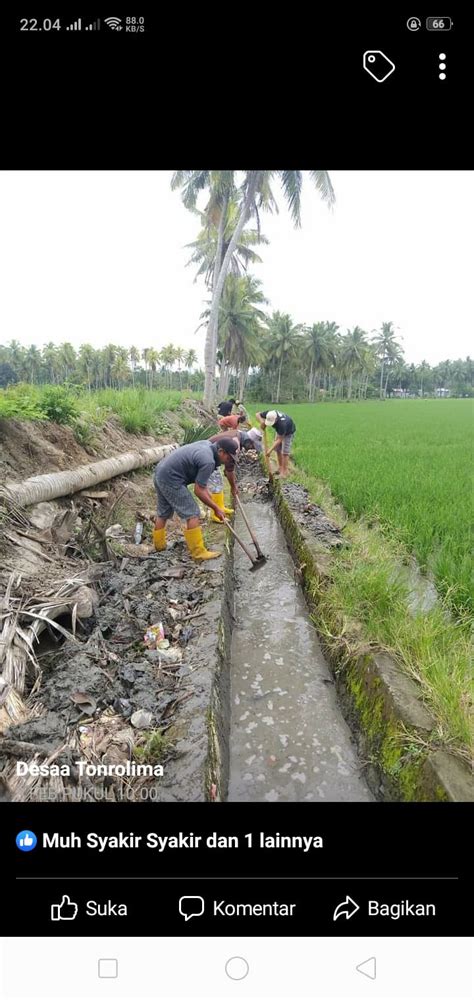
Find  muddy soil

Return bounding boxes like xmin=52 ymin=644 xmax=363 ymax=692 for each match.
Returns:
xmin=1 ymin=516 xmax=228 ymax=800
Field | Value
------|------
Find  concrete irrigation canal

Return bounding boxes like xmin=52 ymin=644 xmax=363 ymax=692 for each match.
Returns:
xmin=228 ymin=501 xmax=372 ymax=802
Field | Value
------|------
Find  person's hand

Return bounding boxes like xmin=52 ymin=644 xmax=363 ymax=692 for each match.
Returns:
xmin=232 ymin=488 xmax=239 ymax=498
xmin=213 ymin=507 xmax=225 ymax=521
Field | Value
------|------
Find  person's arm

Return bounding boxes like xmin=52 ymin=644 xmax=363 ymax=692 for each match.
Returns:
xmin=224 ymin=468 xmax=238 ymax=497
xmin=194 ymin=483 xmax=225 ymax=519
xmin=267 ymin=435 xmax=283 ymax=455
xmin=256 ymin=411 xmax=266 ymax=429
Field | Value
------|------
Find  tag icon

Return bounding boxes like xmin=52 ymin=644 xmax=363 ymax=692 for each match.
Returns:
xmin=363 ymin=51 xmax=396 ymax=82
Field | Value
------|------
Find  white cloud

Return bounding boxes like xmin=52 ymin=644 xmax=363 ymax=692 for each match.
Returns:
xmin=0 ymin=170 xmax=471 ymax=365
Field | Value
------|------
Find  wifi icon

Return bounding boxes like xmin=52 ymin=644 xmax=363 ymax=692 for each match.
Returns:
xmin=104 ymin=17 xmax=122 ymax=30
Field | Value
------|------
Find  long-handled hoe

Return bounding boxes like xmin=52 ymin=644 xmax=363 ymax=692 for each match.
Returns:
xmin=222 ymin=515 xmax=267 ymax=572
xmin=262 ymin=427 xmax=276 ymax=484
xmin=235 ymin=496 xmax=267 ymax=564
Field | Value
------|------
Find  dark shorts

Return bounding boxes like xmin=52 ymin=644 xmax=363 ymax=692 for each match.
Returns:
xmin=155 ymin=473 xmax=200 ymax=521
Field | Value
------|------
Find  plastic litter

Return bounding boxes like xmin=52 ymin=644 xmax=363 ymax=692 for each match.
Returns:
xmin=134 ymin=521 xmax=144 ymax=545
xmin=143 ymin=622 xmax=165 ymax=648
xmin=131 ymin=709 xmax=153 ymax=730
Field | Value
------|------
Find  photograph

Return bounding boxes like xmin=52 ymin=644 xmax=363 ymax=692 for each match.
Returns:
xmin=0 ymin=169 xmax=472 ymax=804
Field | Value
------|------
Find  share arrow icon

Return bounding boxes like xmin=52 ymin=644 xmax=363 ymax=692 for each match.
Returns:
xmin=332 ymin=895 xmax=360 ymax=921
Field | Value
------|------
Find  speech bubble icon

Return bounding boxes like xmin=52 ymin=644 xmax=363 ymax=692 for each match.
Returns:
xmin=178 ymin=895 xmax=205 ymax=921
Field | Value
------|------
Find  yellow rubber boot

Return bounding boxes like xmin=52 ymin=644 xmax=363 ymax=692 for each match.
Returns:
xmin=184 ymin=526 xmax=221 ymax=561
xmin=153 ymin=527 xmax=167 ymax=551
xmin=210 ymin=491 xmax=234 ymax=522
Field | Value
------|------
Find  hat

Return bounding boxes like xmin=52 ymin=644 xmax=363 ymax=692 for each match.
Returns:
xmin=247 ymin=427 xmax=262 ymax=441
xmin=216 ymin=437 xmax=239 ymax=466
xmin=264 ymin=410 xmax=278 ymax=426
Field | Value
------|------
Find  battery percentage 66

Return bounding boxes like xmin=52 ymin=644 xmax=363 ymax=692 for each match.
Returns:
xmin=426 ymin=17 xmax=453 ymax=30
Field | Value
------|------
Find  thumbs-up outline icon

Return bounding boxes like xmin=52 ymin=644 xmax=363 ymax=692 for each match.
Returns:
xmin=51 ymin=896 xmax=79 ymax=921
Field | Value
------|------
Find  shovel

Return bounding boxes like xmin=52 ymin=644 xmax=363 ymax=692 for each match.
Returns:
xmin=222 ymin=516 xmax=267 ymax=572
xmin=262 ymin=427 xmax=275 ymax=483
xmin=235 ymin=496 xmax=267 ymax=564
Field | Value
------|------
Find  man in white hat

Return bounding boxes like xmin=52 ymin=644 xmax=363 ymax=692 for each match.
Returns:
xmin=256 ymin=409 xmax=296 ymax=478
xmin=205 ymin=427 xmax=263 ymax=520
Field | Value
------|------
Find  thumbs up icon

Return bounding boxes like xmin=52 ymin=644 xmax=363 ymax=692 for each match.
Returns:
xmin=16 ymin=830 xmax=37 ymax=852
xmin=51 ymin=895 xmax=79 ymax=921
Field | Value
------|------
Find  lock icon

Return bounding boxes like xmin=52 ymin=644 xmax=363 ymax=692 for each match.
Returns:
xmin=407 ymin=16 xmax=421 ymax=30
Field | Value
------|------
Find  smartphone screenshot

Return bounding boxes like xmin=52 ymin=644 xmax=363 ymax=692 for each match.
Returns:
xmin=0 ymin=10 xmax=472 ymax=999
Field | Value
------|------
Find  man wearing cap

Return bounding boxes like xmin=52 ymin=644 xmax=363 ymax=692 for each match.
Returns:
xmin=256 ymin=409 xmax=296 ymax=478
xmin=153 ymin=437 xmax=239 ymax=560
xmin=205 ymin=428 xmax=262 ymax=521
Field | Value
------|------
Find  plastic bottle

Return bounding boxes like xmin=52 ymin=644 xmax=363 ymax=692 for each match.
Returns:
xmin=134 ymin=521 xmax=143 ymax=545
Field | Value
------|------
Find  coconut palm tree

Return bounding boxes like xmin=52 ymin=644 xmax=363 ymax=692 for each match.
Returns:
xmin=185 ymin=198 xmax=269 ymax=287
xmin=174 ymin=347 xmax=186 ymax=389
xmin=57 ymin=342 xmax=77 ymax=382
xmin=172 ymin=170 xmax=335 ymax=408
xmin=24 ymin=344 xmax=42 ymax=384
xmin=340 ymin=327 xmax=370 ymax=400
xmin=78 ymin=344 xmax=96 ymax=392
xmin=41 ymin=342 xmax=59 ymax=383
xmin=265 ymin=311 xmax=303 ymax=403
xmin=372 ymin=321 xmax=402 ymax=399
xmin=146 ymin=348 xmax=160 ymax=390
xmin=129 ymin=345 xmax=140 ymax=385
xmin=304 ymin=323 xmax=337 ymax=401
xmin=198 ymin=275 xmax=267 ymax=398
xmin=6 ymin=340 xmax=25 ymax=378
xmin=218 ymin=275 xmax=267 ymax=398
xmin=100 ymin=344 xmax=118 ymax=389
xmin=417 ymin=359 xmax=430 ymax=398
xmin=184 ymin=349 xmax=198 ymax=389
xmin=160 ymin=344 xmax=177 ymax=389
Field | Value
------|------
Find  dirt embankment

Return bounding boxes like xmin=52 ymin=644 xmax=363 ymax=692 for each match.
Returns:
xmin=0 ymin=397 xmax=212 ymax=483
xmin=1 ymin=397 xmax=232 ymax=803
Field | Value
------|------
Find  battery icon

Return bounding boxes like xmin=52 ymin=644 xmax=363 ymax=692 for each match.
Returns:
xmin=426 ymin=17 xmax=452 ymax=30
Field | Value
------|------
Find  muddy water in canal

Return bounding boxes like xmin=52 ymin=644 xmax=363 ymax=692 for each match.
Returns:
xmin=228 ymin=502 xmax=373 ymax=802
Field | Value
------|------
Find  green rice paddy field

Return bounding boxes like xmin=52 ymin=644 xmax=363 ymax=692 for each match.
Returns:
xmin=277 ymin=399 xmax=473 ymax=617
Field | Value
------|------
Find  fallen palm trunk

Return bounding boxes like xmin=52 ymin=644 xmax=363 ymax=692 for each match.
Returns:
xmin=3 ymin=443 xmax=176 ymax=509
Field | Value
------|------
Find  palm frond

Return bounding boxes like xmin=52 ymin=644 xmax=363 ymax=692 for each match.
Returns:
xmin=182 ymin=423 xmax=219 ymax=444
xmin=279 ymin=170 xmax=303 ymax=227
xmin=309 ymin=170 xmax=336 ymax=209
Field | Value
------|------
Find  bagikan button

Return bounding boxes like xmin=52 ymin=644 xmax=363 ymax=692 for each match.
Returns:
xmin=225 ymin=956 xmax=249 ymax=980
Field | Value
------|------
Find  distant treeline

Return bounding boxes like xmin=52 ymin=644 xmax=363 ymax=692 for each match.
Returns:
xmin=0 ymin=334 xmax=472 ymax=401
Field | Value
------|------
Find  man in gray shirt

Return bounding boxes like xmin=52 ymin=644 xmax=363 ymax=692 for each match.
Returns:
xmin=153 ymin=438 xmax=239 ymax=560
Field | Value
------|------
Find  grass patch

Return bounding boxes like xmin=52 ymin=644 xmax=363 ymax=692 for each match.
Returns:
xmin=0 ymin=383 xmax=189 ymax=437
xmin=133 ymin=729 xmax=171 ymax=763
xmin=289 ymin=464 xmax=473 ymax=759
xmin=254 ymin=399 xmax=473 ymax=616
xmin=78 ymin=388 xmax=185 ymax=434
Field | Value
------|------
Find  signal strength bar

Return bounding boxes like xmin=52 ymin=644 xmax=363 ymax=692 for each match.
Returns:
xmin=85 ymin=19 xmax=101 ymax=30
xmin=66 ymin=18 xmax=82 ymax=30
